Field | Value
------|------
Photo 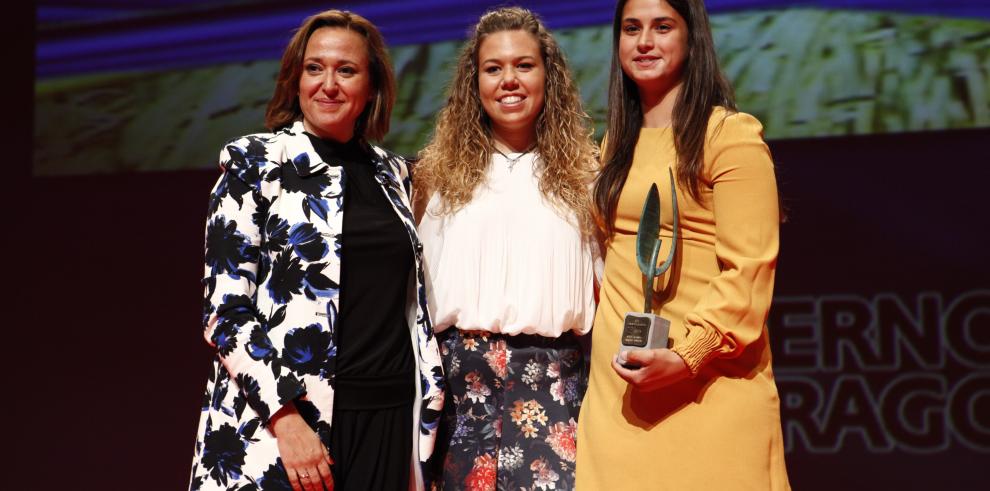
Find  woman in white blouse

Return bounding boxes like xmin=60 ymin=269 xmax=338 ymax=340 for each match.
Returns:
xmin=413 ymin=7 xmax=598 ymax=490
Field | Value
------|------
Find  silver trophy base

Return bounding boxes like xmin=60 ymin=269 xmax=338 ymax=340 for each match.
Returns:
xmin=618 ymin=312 xmax=671 ymax=368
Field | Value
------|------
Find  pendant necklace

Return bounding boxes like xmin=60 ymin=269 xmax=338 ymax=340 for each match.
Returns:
xmin=493 ymin=143 xmax=537 ymax=172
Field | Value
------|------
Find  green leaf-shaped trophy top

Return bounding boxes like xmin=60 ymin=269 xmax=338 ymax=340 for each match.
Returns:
xmin=634 ymin=168 xmax=680 ymax=313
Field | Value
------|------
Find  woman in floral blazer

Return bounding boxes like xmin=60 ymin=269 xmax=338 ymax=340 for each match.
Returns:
xmin=189 ymin=10 xmax=444 ymax=491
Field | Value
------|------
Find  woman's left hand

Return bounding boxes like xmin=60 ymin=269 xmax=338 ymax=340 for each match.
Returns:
xmin=611 ymin=348 xmax=690 ymax=391
xmin=270 ymin=404 xmax=334 ymax=491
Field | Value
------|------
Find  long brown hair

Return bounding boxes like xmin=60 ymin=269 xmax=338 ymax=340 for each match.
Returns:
xmin=415 ymin=7 xmax=598 ymax=231
xmin=264 ymin=10 xmax=395 ymax=141
xmin=594 ymin=0 xmax=736 ymax=239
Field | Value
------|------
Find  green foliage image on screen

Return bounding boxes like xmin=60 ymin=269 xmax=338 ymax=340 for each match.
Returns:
xmin=34 ymin=9 xmax=990 ymax=175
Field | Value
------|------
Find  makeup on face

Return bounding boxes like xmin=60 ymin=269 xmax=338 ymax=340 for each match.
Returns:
xmin=618 ymin=0 xmax=688 ymax=94
xmin=477 ymin=29 xmax=546 ymax=149
xmin=298 ymin=27 xmax=373 ymax=142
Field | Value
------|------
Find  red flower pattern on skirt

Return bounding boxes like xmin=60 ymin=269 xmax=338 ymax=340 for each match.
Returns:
xmin=483 ymin=339 xmax=510 ymax=379
xmin=545 ymin=418 xmax=577 ymax=462
xmin=464 ymin=454 xmax=497 ymax=491
xmin=431 ymin=329 xmax=587 ymax=490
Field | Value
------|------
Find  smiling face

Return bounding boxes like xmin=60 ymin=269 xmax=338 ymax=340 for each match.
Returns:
xmin=298 ymin=27 xmax=373 ymax=142
xmin=477 ymin=29 xmax=546 ymax=147
xmin=618 ymin=0 xmax=688 ymax=96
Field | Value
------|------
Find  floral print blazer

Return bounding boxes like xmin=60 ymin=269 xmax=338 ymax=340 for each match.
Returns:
xmin=190 ymin=121 xmax=445 ymax=490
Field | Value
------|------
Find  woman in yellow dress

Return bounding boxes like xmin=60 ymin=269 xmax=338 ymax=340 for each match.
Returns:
xmin=576 ymin=0 xmax=791 ymax=489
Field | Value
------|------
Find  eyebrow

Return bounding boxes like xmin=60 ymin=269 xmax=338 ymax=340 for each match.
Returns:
xmin=303 ymin=57 xmax=359 ymax=65
xmin=481 ymin=55 xmax=538 ymax=64
xmin=623 ymin=16 xmax=678 ymax=23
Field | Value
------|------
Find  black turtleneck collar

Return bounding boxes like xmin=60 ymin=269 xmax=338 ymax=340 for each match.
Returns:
xmin=304 ymin=132 xmax=369 ymax=166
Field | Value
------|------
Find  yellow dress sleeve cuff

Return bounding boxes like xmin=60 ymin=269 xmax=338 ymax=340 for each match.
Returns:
xmin=671 ymin=325 xmax=725 ymax=377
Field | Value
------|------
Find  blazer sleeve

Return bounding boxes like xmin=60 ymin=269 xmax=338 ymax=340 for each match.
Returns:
xmin=670 ymin=112 xmax=780 ymax=375
xmin=397 ymin=152 xmax=413 ymax=200
xmin=202 ymin=138 xmax=304 ymax=424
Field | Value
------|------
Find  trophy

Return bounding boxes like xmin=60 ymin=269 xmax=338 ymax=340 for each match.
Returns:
xmin=618 ymin=168 xmax=679 ymax=369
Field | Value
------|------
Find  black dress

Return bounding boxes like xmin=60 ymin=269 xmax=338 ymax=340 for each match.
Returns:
xmin=307 ymin=134 xmax=416 ymax=490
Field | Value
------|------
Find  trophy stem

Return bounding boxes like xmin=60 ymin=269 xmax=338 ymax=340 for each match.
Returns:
xmin=653 ymin=169 xmax=680 ymax=275
xmin=644 ymin=237 xmax=661 ymax=314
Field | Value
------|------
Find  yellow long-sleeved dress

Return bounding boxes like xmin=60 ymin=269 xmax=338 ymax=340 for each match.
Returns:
xmin=576 ymin=108 xmax=790 ymax=490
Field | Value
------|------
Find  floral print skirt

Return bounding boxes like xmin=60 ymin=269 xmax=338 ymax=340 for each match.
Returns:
xmin=433 ymin=328 xmax=587 ymax=491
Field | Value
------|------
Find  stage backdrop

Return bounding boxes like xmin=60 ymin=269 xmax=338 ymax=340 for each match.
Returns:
xmin=32 ymin=1 xmax=989 ymax=490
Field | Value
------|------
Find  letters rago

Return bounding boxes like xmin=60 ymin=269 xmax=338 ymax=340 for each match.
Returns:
xmin=768 ymin=291 xmax=989 ymax=454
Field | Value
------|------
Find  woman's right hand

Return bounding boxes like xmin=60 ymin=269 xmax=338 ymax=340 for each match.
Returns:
xmin=270 ymin=403 xmax=334 ymax=491
xmin=612 ymin=348 xmax=690 ymax=392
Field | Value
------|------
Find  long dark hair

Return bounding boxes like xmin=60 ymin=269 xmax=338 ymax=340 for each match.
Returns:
xmin=594 ymin=0 xmax=736 ymax=240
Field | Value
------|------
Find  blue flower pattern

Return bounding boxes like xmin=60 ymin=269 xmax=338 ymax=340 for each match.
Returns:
xmin=190 ymin=121 xmax=446 ymax=489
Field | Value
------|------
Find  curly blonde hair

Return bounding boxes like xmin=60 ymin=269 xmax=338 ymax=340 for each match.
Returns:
xmin=415 ymin=7 xmax=598 ymax=231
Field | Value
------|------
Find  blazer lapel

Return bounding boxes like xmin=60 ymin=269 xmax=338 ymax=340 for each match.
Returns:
xmin=281 ymin=120 xmax=331 ymax=177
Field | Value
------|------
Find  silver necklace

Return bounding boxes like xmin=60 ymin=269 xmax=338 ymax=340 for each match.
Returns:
xmin=493 ymin=144 xmax=536 ymax=172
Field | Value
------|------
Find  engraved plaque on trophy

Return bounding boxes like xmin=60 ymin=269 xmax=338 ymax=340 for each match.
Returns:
xmin=618 ymin=169 xmax=679 ymax=369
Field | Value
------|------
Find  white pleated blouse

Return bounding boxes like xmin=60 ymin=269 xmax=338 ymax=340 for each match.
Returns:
xmin=417 ymin=152 xmax=597 ymax=337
